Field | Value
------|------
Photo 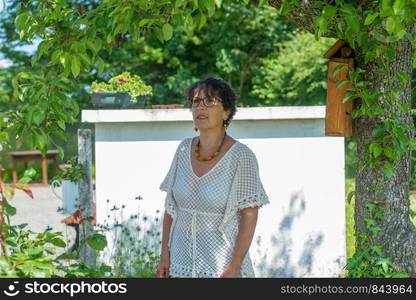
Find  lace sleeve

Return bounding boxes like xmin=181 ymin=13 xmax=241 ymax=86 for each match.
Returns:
xmin=235 ymin=147 xmax=270 ymax=211
xmin=159 ymin=141 xmax=181 ymax=217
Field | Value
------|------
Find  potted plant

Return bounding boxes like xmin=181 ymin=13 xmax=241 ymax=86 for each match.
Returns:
xmin=90 ymin=72 xmax=153 ymax=109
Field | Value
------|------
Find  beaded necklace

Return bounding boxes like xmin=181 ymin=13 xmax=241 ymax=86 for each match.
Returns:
xmin=194 ymin=131 xmax=227 ymax=161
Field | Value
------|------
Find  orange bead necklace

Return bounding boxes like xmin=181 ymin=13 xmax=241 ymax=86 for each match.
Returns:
xmin=194 ymin=131 xmax=227 ymax=161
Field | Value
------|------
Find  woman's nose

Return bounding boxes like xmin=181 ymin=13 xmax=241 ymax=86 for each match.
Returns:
xmin=194 ymin=100 xmax=206 ymax=109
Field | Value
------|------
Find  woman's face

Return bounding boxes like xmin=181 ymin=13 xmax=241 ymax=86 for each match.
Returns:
xmin=191 ymin=87 xmax=229 ymax=131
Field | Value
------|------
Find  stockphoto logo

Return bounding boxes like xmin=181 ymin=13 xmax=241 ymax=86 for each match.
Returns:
xmin=3 ymin=281 xmax=20 ymax=297
xmin=2 ymin=281 xmax=127 ymax=297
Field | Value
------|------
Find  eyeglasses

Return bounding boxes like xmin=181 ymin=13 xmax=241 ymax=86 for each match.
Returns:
xmin=191 ymin=97 xmax=221 ymax=108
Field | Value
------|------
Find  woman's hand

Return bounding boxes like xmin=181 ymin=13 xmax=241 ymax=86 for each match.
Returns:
xmin=157 ymin=251 xmax=170 ymax=278
xmin=219 ymin=263 xmax=241 ymax=278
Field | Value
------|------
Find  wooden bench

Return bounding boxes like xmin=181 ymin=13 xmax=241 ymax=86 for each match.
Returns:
xmin=7 ymin=150 xmax=59 ymax=186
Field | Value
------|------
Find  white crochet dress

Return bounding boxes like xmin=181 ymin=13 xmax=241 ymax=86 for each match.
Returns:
xmin=159 ymin=137 xmax=270 ymax=278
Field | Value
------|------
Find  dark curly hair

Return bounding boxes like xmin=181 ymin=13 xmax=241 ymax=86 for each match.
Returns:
xmin=184 ymin=76 xmax=237 ymax=128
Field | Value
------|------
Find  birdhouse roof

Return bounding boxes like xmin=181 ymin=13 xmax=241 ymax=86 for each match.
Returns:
xmin=323 ymin=39 xmax=347 ymax=59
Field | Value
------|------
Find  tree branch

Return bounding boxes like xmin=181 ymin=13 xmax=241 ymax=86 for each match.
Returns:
xmin=267 ymin=0 xmax=337 ymax=38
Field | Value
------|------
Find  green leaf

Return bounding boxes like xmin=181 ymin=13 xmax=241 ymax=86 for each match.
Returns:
xmin=371 ymin=244 xmax=383 ymax=256
xmin=204 ymin=0 xmax=215 ymax=17
xmin=85 ymin=38 xmax=101 ymax=56
xmin=153 ymin=27 xmax=164 ymax=43
xmin=380 ymin=0 xmax=394 ymax=17
xmin=18 ymin=72 xmax=32 ymax=80
xmin=5 ymin=200 xmax=16 ymax=216
xmin=316 ymin=15 xmax=329 ymax=35
xmin=399 ymin=103 xmax=408 ymax=113
xmin=57 ymin=120 xmax=66 ymax=130
xmin=370 ymin=143 xmax=382 ymax=158
xmin=391 ymin=272 xmax=409 ymax=278
xmin=385 ymin=16 xmax=396 ymax=34
xmin=86 ymin=233 xmax=107 ymax=251
xmin=18 ymin=176 xmax=32 ymax=183
xmin=0 ymin=256 xmax=9 ymax=270
xmin=397 ymin=71 xmax=409 ymax=85
xmin=50 ymin=238 xmax=66 ymax=248
xmin=335 ymin=79 xmax=350 ymax=89
xmin=364 ymin=51 xmax=376 ymax=64
xmin=71 ymin=56 xmax=81 ymax=78
xmin=162 ymin=23 xmax=173 ymax=41
xmin=357 ymin=32 xmax=368 ymax=47
xmin=322 ymin=6 xmax=337 ymax=18
xmin=50 ymin=49 xmax=62 ymax=66
xmin=370 ymin=226 xmax=382 ymax=237
xmin=372 ymin=127 xmax=385 ymax=138
xmin=79 ymin=52 xmax=91 ymax=66
xmin=199 ymin=13 xmax=207 ymax=30
xmin=25 ymin=107 xmax=34 ymax=126
xmin=345 ymin=15 xmax=360 ymax=33
xmin=364 ymin=12 xmax=378 ymax=25
xmin=14 ymin=12 xmax=29 ymax=31
xmin=346 ymin=190 xmax=354 ymax=204
xmin=56 ymin=252 xmax=77 ymax=260
xmin=393 ymin=0 xmax=405 ymax=13
xmin=383 ymin=161 xmax=394 ymax=179
xmin=26 ymin=247 xmax=44 ymax=257
xmin=6 ymin=238 xmax=18 ymax=247
xmin=331 ymin=64 xmax=345 ymax=78
xmin=96 ymin=56 xmax=105 ymax=76
xmin=33 ymin=110 xmax=45 ymax=125
xmin=342 ymin=92 xmax=357 ymax=103
xmin=376 ymin=258 xmax=391 ymax=273
xmin=384 ymin=146 xmax=394 ymax=160
xmin=279 ymin=0 xmax=291 ymax=15
xmin=365 ymin=217 xmax=376 ymax=228
xmin=33 ymin=128 xmax=47 ymax=150
xmin=54 ymin=131 xmax=67 ymax=143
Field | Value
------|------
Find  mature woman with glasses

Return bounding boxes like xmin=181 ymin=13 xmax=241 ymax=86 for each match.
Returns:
xmin=157 ymin=76 xmax=269 ymax=278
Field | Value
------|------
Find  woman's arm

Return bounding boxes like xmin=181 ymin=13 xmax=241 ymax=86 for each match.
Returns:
xmin=219 ymin=207 xmax=259 ymax=278
xmin=157 ymin=211 xmax=173 ymax=278
xmin=161 ymin=211 xmax=173 ymax=254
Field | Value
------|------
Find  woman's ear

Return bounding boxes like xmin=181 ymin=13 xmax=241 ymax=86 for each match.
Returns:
xmin=223 ymin=109 xmax=231 ymax=121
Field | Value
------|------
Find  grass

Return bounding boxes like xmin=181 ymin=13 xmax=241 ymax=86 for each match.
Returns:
xmin=345 ymin=178 xmax=356 ymax=259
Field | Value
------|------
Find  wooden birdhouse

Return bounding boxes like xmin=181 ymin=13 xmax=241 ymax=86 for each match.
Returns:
xmin=323 ymin=39 xmax=355 ymax=137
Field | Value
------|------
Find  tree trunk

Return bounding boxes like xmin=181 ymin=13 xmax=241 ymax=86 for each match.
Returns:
xmin=354 ymin=27 xmax=416 ymax=276
xmin=268 ymin=0 xmax=416 ymax=276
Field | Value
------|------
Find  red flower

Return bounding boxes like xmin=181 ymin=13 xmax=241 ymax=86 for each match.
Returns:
xmin=117 ymin=78 xmax=127 ymax=83
xmin=61 ymin=206 xmax=96 ymax=225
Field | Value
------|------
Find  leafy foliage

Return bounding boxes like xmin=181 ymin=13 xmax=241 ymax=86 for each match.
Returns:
xmin=51 ymin=156 xmax=87 ymax=185
xmin=251 ymin=30 xmax=335 ymax=105
xmin=0 ymin=0 xmax=415 ymax=278
xmin=90 ymin=72 xmax=153 ymax=99
xmin=345 ymin=201 xmax=409 ymax=278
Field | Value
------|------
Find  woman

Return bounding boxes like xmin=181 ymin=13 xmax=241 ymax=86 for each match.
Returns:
xmin=157 ymin=76 xmax=269 ymax=278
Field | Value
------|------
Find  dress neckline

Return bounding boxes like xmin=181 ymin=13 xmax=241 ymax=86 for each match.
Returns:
xmin=188 ymin=137 xmax=239 ymax=179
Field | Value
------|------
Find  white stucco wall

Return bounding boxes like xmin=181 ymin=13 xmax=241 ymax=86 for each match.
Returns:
xmin=82 ymin=106 xmax=346 ymax=277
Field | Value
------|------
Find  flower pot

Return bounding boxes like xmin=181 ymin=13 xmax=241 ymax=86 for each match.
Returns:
xmin=91 ymin=92 xmax=130 ymax=109
xmin=126 ymin=95 xmax=146 ymax=109
xmin=92 ymin=92 xmax=147 ymax=109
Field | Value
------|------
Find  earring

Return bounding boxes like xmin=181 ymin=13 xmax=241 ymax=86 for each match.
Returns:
xmin=223 ymin=121 xmax=228 ymax=131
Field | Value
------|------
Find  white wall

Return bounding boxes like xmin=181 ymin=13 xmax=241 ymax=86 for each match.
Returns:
xmin=82 ymin=106 xmax=346 ymax=277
